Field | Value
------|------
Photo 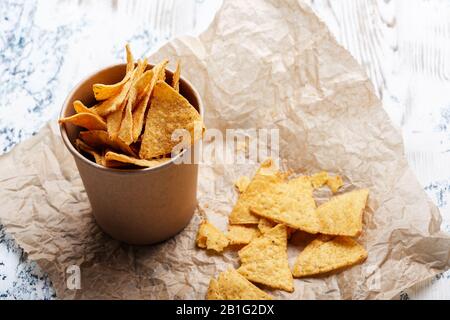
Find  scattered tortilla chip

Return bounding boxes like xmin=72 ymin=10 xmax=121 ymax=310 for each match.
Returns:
xmin=172 ymin=61 xmax=181 ymax=92
xmin=327 ymin=175 xmax=344 ymax=193
xmin=257 ymin=218 xmax=276 ymax=234
xmin=310 ymin=171 xmax=328 ymax=188
xmin=316 ymin=189 xmax=369 ymax=237
xmin=196 ymin=221 xmax=229 ymax=253
xmin=79 ymin=130 xmax=136 ymax=157
xmin=292 ymin=236 xmax=368 ymax=277
xmin=104 ymin=151 xmax=170 ymax=168
xmin=234 ymin=176 xmax=251 ymax=193
xmin=132 ymin=60 xmax=169 ymax=143
xmin=227 ymin=225 xmax=260 ymax=245
xmin=206 ymin=269 xmax=272 ymax=300
xmin=250 ymin=176 xmax=319 ymax=234
xmin=59 ymin=112 xmax=107 ymax=131
xmin=237 ymin=224 xmax=294 ymax=292
xmin=229 ymin=159 xmax=284 ymax=225
xmin=75 ymin=139 xmax=104 ymax=166
xmin=139 ymin=80 xmax=203 ymax=159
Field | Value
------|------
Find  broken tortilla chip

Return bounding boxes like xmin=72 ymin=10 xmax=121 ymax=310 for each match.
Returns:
xmin=250 ymin=176 xmax=319 ymax=234
xmin=75 ymin=139 xmax=104 ymax=165
xmin=227 ymin=225 xmax=260 ymax=245
xmin=237 ymin=224 xmax=294 ymax=292
xmin=234 ymin=176 xmax=251 ymax=193
xmin=206 ymin=269 xmax=272 ymax=300
xmin=79 ymin=130 xmax=136 ymax=157
xmin=317 ymin=189 xmax=369 ymax=237
xmin=257 ymin=218 xmax=276 ymax=234
xmin=327 ymin=175 xmax=344 ymax=193
xmin=196 ymin=221 xmax=229 ymax=253
xmin=59 ymin=112 xmax=107 ymax=131
xmin=292 ymin=236 xmax=368 ymax=277
xmin=104 ymin=151 xmax=169 ymax=168
xmin=139 ymin=80 xmax=203 ymax=159
xmin=229 ymin=159 xmax=284 ymax=225
xmin=310 ymin=171 xmax=328 ymax=188
xmin=172 ymin=61 xmax=181 ymax=92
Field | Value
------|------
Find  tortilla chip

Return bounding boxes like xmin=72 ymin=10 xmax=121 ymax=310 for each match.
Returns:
xmin=310 ymin=171 xmax=328 ymax=188
xmin=59 ymin=112 xmax=106 ymax=131
xmin=234 ymin=176 xmax=251 ymax=193
xmin=73 ymin=100 xmax=97 ymax=115
xmin=250 ymin=176 xmax=319 ymax=234
xmin=229 ymin=159 xmax=284 ymax=225
xmin=79 ymin=130 xmax=136 ymax=157
xmin=292 ymin=236 xmax=368 ymax=277
xmin=237 ymin=224 xmax=294 ymax=292
xmin=317 ymin=189 xmax=369 ymax=237
xmin=75 ymin=139 xmax=104 ymax=165
xmin=104 ymin=151 xmax=170 ymax=168
xmin=227 ymin=225 xmax=260 ymax=245
xmin=139 ymin=80 xmax=203 ymax=159
xmin=196 ymin=221 xmax=229 ymax=253
xmin=257 ymin=218 xmax=276 ymax=234
xmin=172 ymin=61 xmax=181 ymax=92
xmin=117 ymin=87 xmax=137 ymax=145
xmin=327 ymin=175 xmax=344 ymax=193
xmin=206 ymin=269 xmax=272 ymax=300
xmin=132 ymin=60 xmax=169 ymax=143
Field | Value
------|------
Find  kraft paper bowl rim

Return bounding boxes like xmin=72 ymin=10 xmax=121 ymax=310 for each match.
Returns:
xmin=59 ymin=62 xmax=204 ymax=175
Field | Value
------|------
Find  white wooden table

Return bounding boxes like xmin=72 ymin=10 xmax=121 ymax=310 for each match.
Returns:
xmin=0 ymin=0 xmax=448 ymax=299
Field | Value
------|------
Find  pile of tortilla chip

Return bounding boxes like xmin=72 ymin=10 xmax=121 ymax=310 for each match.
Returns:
xmin=196 ymin=159 xmax=369 ymax=300
xmin=59 ymin=44 xmax=204 ymax=169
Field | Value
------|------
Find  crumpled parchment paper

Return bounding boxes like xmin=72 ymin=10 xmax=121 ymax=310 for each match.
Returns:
xmin=1 ymin=0 xmax=449 ymax=300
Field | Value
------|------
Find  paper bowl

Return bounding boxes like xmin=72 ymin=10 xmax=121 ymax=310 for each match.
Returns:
xmin=59 ymin=63 xmax=203 ymax=245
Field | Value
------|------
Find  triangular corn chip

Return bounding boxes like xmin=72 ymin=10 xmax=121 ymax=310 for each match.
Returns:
xmin=172 ymin=61 xmax=181 ymax=92
xmin=317 ymin=189 xmax=369 ymax=237
xmin=125 ymin=43 xmax=134 ymax=74
xmin=104 ymin=151 xmax=170 ymax=168
xmin=75 ymin=139 xmax=104 ymax=165
xmin=59 ymin=112 xmax=106 ymax=131
xmin=250 ymin=176 xmax=319 ymax=234
xmin=234 ymin=176 xmax=251 ymax=193
xmin=132 ymin=60 xmax=168 ymax=143
xmin=257 ymin=218 xmax=276 ymax=234
xmin=139 ymin=80 xmax=203 ymax=159
xmin=196 ymin=221 xmax=229 ymax=253
xmin=237 ymin=224 xmax=294 ymax=292
xmin=206 ymin=269 xmax=272 ymax=300
xmin=79 ymin=130 xmax=136 ymax=157
xmin=227 ymin=225 xmax=260 ymax=245
xmin=326 ymin=175 xmax=344 ymax=193
xmin=229 ymin=159 xmax=283 ymax=225
xmin=292 ymin=236 xmax=368 ymax=277
xmin=73 ymin=100 xmax=97 ymax=115
xmin=310 ymin=171 xmax=328 ymax=188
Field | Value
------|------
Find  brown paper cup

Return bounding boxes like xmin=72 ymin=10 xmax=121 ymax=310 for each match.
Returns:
xmin=59 ymin=64 xmax=203 ymax=245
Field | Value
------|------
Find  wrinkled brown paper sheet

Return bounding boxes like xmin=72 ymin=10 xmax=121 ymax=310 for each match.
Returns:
xmin=1 ymin=0 xmax=449 ymax=300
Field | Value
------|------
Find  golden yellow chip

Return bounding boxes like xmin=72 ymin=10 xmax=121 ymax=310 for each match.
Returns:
xmin=234 ymin=176 xmax=251 ymax=193
xmin=310 ymin=171 xmax=328 ymax=188
xmin=132 ymin=60 xmax=168 ymax=143
xmin=317 ymin=189 xmax=369 ymax=237
xmin=139 ymin=80 xmax=203 ymax=159
xmin=227 ymin=225 xmax=260 ymax=245
xmin=172 ymin=60 xmax=181 ymax=92
xmin=257 ymin=218 xmax=276 ymax=234
xmin=75 ymin=139 xmax=104 ymax=166
xmin=104 ymin=151 xmax=170 ymax=168
xmin=237 ymin=224 xmax=294 ymax=292
xmin=59 ymin=112 xmax=107 ymax=131
xmin=117 ymin=87 xmax=137 ymax=145
xmin=196 ymin=221 xmax=229 ymax=253
xmin=206 ymin=269 xmax=272 ymax=300
xmin=92 ymin=44 xmax=134 ymax=101
xmin=73 ymin=100 xmax=96 ymax=115
xmin=250 ymin=176 xmax=319 ymax=234
xmin=79 ymin=130 xmax=136 ymax=157
xmin=327 ymin=175 xmax=344 ymax=193
xmin=292 ymin=236 xmax=367 ymax=277
xmin=229 ymin=159 xmax=284 ymax=225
